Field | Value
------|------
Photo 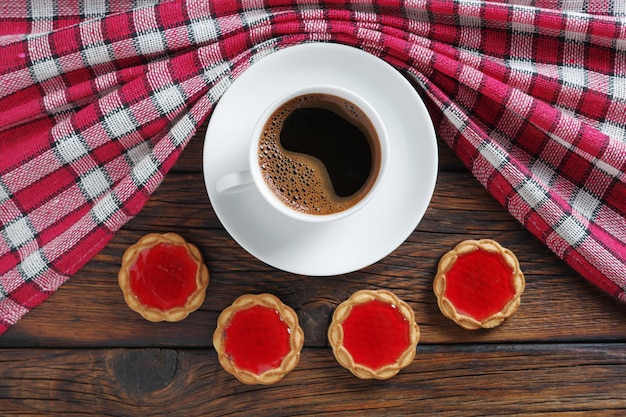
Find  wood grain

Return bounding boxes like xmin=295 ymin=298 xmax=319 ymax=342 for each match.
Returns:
xmin=1 ymin=345 xmax=626 ymax=416
xmin=2 ymin=130 xmax=626 ymax=415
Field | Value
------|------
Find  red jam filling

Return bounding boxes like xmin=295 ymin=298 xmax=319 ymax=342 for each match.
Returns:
xmin=341 ymin=299 xmax=410 ymax=371
xmin=129 ymin=243 xmax=198 ymax=311
xmin=444 ymin=248 xmax=515 ymax=321
xmin=224 ymin=305 xmax=291 ymax=375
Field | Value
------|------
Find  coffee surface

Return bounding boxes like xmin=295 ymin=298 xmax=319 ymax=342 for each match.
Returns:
xmin=257 ymin=93 xmax=380 ymax=215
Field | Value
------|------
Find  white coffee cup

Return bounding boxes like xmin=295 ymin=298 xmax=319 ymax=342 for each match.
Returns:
xmin=215 ymin=84 xmax=389 ymax=223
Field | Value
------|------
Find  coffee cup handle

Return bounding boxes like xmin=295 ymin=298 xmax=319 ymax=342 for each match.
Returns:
xmin=215 ymin=170 xmax=254 ymax=194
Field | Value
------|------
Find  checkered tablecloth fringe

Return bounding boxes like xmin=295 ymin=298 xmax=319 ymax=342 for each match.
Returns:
xmin=0 ymin=0 xmax=625 ymax=334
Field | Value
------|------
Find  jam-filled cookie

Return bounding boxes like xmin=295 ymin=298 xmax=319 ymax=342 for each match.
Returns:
xmin=213 ymin=293 xmax=304 ymax=385
xmin=118 ymin=232 xmax=209 ymax=322
xmin=328 ymin=289 xmax=420 ymax=380
xmin=433 ymin=239 xmax=525 ymax=330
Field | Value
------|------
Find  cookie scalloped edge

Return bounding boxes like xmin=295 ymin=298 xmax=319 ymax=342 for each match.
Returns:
xmin=328 ymin=289 xmax=420 ymax=380
xmin=213 ymin=293 xmax=304 ymax=385
xmin=118 ymin=232 xmax=209 ymax=322
xmin=433 ymin=239 xmax=525 ymax=330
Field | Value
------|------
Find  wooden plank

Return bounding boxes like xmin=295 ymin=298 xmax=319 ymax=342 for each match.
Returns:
xmin=2 ymin=166 xmax=626 ymax=347
xmin=1 ymin=345 xmax=625 ymax=416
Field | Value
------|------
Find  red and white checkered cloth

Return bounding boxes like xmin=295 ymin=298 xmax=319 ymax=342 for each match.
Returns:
xmin=0 ymin=0 xmax=625 ymax=335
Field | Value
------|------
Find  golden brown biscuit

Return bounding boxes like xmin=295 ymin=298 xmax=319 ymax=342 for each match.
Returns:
xmin=213 ymin=293 xmax=304 ymax=385
xmin=433 ymin=239 xmax=525 ymax=330
xmin=328 ymin=289 xmax=420 ymax=380
xmin=118 ymin=232 xmax=209 ymax=322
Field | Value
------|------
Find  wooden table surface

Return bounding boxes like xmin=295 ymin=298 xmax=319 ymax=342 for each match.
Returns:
xmin=2 ymin=118 xmax=626 ymax=416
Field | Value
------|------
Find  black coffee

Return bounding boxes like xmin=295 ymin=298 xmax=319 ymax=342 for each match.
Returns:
xmin=257 ymin=93 xmax=381 ymax=215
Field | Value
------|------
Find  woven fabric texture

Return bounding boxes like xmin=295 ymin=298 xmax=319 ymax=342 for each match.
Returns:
xmin=0 ymin=0 xmax=625 ymax=334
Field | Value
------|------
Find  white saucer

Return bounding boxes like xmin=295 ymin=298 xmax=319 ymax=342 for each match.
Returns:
xmin=203 ymin=43 xmax=438 ymax=276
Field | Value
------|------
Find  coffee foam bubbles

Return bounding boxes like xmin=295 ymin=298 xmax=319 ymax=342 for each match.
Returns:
xmin=257 ymin=93 xmax=378 ymax=216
